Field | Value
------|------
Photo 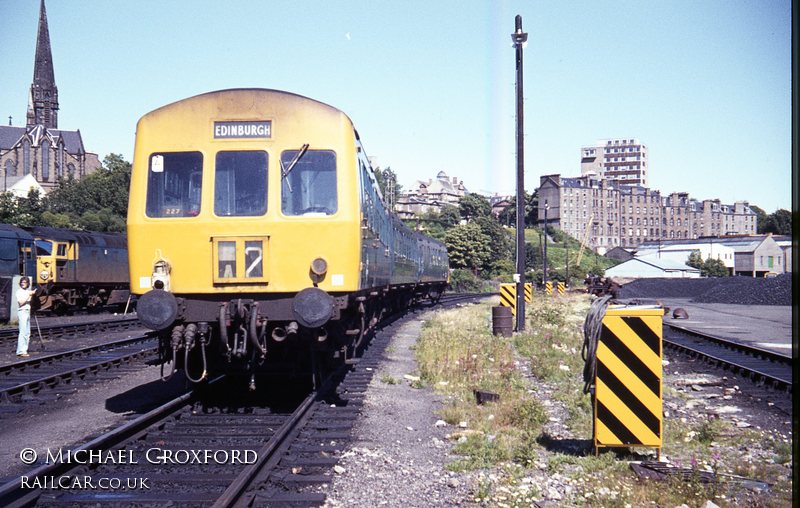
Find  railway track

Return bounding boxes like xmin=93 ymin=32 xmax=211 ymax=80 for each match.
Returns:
xmin=0 ymin=323 xmax=381 ymax=507
xmin=0 ymin=293 xmax=487 ymax=506
xmin=0 ymin=335 xmax=157 ymax=413
xmin=0 ymin=315 xmax=143 ymax=349
xmin=663 ymin=322 xmax=792 ymax=393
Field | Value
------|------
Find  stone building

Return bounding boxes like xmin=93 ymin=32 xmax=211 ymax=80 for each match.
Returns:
xmin=537 ymin=174 xmax=757 ymax=252
xmin=394 ymin=171 xmax=468 ymax=219
xmin=0 ymin=0 xmax=100 ymax=194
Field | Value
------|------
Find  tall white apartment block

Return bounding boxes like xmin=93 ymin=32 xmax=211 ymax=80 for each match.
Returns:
xmin=581 ymin=138 xmax=648 ymax=187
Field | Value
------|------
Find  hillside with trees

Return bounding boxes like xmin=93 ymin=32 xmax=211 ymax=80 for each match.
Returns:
xmin=399 ymin=190 xmax=619 ymax=291
xmin=1 ymin=154 xmax=130 ymax=232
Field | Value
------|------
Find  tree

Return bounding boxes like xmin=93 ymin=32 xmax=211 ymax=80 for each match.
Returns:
xmin=458 ymin=193 xmax=491 ymax=222
xmin=702 ymin=257 xmax=728 ymax=277
xmin=474 ymin=215 xmax=513 ymax=276
xmin=42 ymin=153 xmax=131 ymax=231
xmin=764 ymin=209 xmax=791 ymax=235
xmin=40 ymin=211 xmax=73 ymax=229
xmin=374 ymin=167 xmax=402 ymax=209
xmin=14 ymin=188 xmax=45 ymax=227
xmin=406 ymin=205 xmax=460 ymax=241
xmin=686 ymin=250 xmax=704 ymax=270
xmin=687 ymin=250 xmax=728 ymax=277
xmin=524 ymin=241 xmax=542 ymax=271
xmin=445 ymin=223 xmax=491 ymax=274
xmin=0 ymin=192 xmax=18 ymax=223
xmin=498 ymin=190 xmax=538 ymax=227
xmin=750 ymin=205 xmax=768 ymax=233
xmin=411 ymin=211 xmax=447 ymax=240
xmin=438 ymin=205 xmax=461 ymax=228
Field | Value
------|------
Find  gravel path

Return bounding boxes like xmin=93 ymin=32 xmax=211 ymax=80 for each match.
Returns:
xmin=323 ymin=311 xmax=475 ymax=507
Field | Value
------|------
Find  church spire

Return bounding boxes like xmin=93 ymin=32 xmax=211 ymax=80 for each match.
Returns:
xmin=27 ymin=0 xmax=59 ymax=129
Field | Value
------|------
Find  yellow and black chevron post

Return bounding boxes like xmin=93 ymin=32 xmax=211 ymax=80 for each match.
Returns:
xmin=594 ymin=306 xmax=663 ymax=456
xmin=556 ymin=282 xmax=565 ymax=295
xmin=544 ymin=281 xmax=552 ymax=295
xmin=499 ymin=283 xmax=532 ymax=316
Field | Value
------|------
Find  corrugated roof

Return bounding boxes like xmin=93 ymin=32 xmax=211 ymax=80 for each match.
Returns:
xmin=607 ymin=256 xmax=700 ymax=273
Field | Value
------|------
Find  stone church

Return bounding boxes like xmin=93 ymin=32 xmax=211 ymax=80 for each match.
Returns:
xmin=0 ymin=0 xmax=100 ymax=195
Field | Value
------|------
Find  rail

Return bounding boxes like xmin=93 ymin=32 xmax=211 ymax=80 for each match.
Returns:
xmin=663 ymin=322 xmax=791 ymax=392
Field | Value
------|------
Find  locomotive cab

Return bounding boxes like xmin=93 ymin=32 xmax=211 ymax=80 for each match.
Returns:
xmin=35 ymin=238 xmax=76 ymax=286
xmin=128 ymin=89 xmax=448 ymax=386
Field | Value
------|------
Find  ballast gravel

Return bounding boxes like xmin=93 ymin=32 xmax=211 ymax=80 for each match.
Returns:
xmin=322 ymin=313 xmax=475 ymax=507
xmin=321 ymin=304 xmax=792 ymax=507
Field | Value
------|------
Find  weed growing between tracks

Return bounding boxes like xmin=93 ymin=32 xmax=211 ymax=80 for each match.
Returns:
xmin=415 ymin=294 xmax=793 ymax=506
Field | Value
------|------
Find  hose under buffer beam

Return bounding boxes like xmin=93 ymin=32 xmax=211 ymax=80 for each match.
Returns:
xmin=183 ymin=323 xmax=208 ymax=383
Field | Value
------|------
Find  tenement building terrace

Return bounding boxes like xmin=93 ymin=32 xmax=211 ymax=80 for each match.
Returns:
xmin=537 ymin=174 xmax=757 ymax=253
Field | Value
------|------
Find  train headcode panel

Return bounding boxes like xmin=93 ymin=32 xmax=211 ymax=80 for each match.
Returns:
xmin=127 ymin=89 xmax=448 ymax=386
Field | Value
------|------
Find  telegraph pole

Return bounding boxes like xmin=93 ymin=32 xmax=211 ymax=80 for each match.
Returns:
xmin=543 ymin=200 xmax=549 ymax=287
xmin=511 ymin=15 xmax=528 ymax=332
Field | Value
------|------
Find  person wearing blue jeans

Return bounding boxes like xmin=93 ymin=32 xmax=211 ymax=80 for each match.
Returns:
xmin=16 ymin=277 xmax=35 ymax=357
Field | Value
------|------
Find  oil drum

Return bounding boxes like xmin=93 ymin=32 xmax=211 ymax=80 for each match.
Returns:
xmin=491 ymin=305 xmax=513 ymax=337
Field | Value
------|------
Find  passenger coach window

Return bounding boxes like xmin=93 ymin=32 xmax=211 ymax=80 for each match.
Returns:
xmin=146 ymin=152 xmax=203 ymax=218
xmin=215 ymin=151 xmax=268 ymax=216
xmin=281 ymin=150 xmax=337 ymax=216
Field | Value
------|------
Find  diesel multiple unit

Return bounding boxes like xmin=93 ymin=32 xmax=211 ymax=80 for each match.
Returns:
xmin=127 ymin=89 xmax=449 ymax=384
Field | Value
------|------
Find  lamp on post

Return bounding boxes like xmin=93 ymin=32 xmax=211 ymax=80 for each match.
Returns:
xmin=543 ymin=200 xmax=549 ymax=287
xmin=511 ymin=14 xmax=527 ymax=332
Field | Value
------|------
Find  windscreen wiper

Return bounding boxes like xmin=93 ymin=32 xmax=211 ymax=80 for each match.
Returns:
xmin=280 ymin=144 xmax=310 ymax=192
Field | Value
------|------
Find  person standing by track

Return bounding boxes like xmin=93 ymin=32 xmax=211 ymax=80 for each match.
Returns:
xmin=16 ymin=277 xmax=35 ymax=357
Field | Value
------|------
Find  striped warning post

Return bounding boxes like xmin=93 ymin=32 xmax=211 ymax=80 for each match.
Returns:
xmin=499 ymin=284 xmax=516 ymax=314
xmin=499 ymin=283 xmax=533 ymax=316
xmin=594 ymin=306 xmax=662 ymax=452
xmin=544 ymin=281 xmax=552 ymax=295
xmin=556 ymin=282 xmax=565 ymax=295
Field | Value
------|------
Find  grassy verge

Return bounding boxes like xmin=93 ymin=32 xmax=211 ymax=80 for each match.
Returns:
xmin=415 ymin=293 xmax=793 ymax=506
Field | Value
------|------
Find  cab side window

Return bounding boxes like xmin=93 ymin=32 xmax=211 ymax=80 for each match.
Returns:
xmin=281 ymin=150 xmax=337 ymax=216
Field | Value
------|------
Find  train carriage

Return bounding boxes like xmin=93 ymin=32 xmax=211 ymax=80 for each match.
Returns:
xmin=128 ymin=89 xmax=448 ymax=384
xmin=0 ymin=224 xmax=36 ymax=321
xmin=30 ymin=226 xmax=130 ymax=313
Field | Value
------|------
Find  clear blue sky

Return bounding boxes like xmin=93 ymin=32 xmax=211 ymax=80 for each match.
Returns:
xmin=0 ymin=0 xmax=792 ymax=212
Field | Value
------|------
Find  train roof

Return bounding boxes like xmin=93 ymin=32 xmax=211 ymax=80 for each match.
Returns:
xmin=140 ymin=88 xmax=352 ymax=124
xmin=26 ymin=227 xmax=127 ymax=249
xmin=0 ymin=224 xmax=34 ymax=241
